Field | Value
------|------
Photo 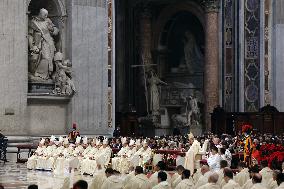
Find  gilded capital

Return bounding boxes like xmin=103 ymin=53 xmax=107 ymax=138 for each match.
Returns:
xmin=202 ymin=0 xmax=220 ymax=13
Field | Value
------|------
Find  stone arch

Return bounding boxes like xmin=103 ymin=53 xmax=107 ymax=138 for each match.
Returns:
xmin=153 ymin=1 xmax=205 ymax=49
xmin=153 ymin=1 xmax=205 ymax=76
xmin=27 ymin=0 xmax=66 ymax=16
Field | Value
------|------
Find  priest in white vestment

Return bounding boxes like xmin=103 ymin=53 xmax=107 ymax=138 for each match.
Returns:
xmin=222 ymin=168 xmax=241 ymax=189
xmin=197 ymin=173 xmax=220 ymax=189
xmin=243 ymin=165 xmax=259 ymax=189
xmin=152 ymin=171 xmax=171 ymax=189
xmin=175 ymin=169 xmax=194 ymax=189
xmin=101 ymin=168 xmax=123 ymax=189
xmin=184 ymin=133 xmax=202 ymax=175
xmin=172 ymin=165 xmax=185 ymax=188
xmin=259 ymin=160 xmax=273 ymax=187
xmin=250 ymin=173 xmax=267 ymax=189
xmin=216 ymin=160 xmax=228 ymax=188
xmin=123 ymin=166 xmax=151 ymax=189
xmin=207 ymin=145 xmax=221 ymax=172
xmin=89 ymin=165 xmax=107 ymax=189
xmin=53 ymin=138 xmax=68 ymax=175
xmin=77 ymin=136 xmax=89 ymax=167
xmin=149 ymin=161 xmax=172 ymax=187
xmin=193 ymin=168 xmax=202 ymax=185
xmin=112 ymin=137 xmax=128 ymax=171
xmin=65 ymin=137 xmax=83 ymax=171
xmin=129 ymin=139 xmax=143 ymax=167
xmin=80 ymin=139 xmax=100 ymax=175
xmin=194 ymin=165 xmax=211 ymax=189
xmin=27 ymin=138 xmax=46 ymax=169
xmin=36 ymin=135 xmax=57 ymax=170
xmin=137 ymin=140 xmax=152 ymax=167
xmin=119 ymin=139 xmax=137 ymax=174
xmin=220 ymin=148 xmax=232 ymax=167
xmin=122 ymin=168 xmax=135 ymax=187
xmin=234 ymin=162 xmax=250 ymax=187
xmin=96 ymin=138 xmax=112 ymax=168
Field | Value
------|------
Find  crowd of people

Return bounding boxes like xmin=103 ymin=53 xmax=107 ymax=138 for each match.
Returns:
xmin=23 ymin=132 xmax=284 ymax=188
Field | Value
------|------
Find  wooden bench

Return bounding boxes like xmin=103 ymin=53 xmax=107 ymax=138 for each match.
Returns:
xmin=16 ymin=144 xmax=37 ymax=163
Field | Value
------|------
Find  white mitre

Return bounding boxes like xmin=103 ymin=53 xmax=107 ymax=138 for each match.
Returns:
xmin=75 ymin=136 xmax=81 ymax=144
xmin=64 ymin=137 xmax=69 ymax=145
xmin=83 ymin=136 xmax=88 ymax=145
xmin=103 ymin=137 xmax=108 ymax=145
xmin=142 ymin=139 xmax=148 ymax=147
xmin=58 ymin=136 xmax=64 ymax=143
xmin=40 ymin=138 xmax=45 ymax=145
xmin=135 ymin=139 xmax=141 ymax=146
xmin=129 ymin=139 xmax=135 ymax=146
xmin=188 ymin=132 xmax=194 ymax=140
xmin=95 ymin=138 xmax=101 ymax=146
xmin=121 ymin=137 xmax=127 ymax=144
xmin=50 ymin=135 xmax=56 ymax=142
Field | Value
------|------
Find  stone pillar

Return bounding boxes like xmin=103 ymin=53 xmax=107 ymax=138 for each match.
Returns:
xmin=203 ymin=0 xmax=220 ymax=131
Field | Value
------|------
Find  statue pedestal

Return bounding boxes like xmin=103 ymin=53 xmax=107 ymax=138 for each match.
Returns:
xmin=154 ymin=127 xmax=172 ymax=136
xmin=190 ymin=123 xmax=202 ymax=136
xmin=28 ymin=82 xmax=55 ymax=94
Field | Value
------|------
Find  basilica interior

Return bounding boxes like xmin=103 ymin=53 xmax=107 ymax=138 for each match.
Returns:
xmin=1 ymin=0 xmax=284 ymax=188
xmin=115 ymin=0 xmax=284 ymax=137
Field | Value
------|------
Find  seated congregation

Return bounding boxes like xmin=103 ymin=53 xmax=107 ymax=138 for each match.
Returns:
xmin=25 ymin=132 xmax=284 ymax=189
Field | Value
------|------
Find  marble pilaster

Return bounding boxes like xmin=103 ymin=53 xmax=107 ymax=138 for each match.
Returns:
xmin=202 ymin=0 xmax=220 ymax=130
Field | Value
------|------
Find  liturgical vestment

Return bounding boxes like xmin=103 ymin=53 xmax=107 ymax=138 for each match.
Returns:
xmin=123 ymin=174 xmax=151 ymax=189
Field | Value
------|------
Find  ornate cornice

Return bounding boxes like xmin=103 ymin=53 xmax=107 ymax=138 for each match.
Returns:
xmin=201 ymin=0 xmax=220 ymax=13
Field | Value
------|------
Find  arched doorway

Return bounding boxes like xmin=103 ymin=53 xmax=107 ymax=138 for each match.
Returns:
xmin=155 ymin=8 xmax=205 ymax=135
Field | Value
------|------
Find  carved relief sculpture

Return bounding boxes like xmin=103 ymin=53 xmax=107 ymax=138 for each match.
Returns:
xmin=28 ymin=8 xmax=59 ymax=82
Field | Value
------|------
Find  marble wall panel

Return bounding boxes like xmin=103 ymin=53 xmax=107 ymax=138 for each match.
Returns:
xmin=70 ymin=1 xmax=112 ymax=135
xmin=0 ymin=0 xmax=28 ymax=135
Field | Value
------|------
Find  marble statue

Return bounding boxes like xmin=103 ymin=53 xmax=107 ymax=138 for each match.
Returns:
xmin=52 ymin=52 xmax=76 ymax=96
xmin=172 ymin=91 xmax=202 ymax=131
xmin=182 ymin=31 xmax=203 ymax=73
xmin=188 ymin=95 xmax=200 ymax=126
xmin=148 ymin=71 xmax=167 ymax=115
xmin=28 ymin=8 xmax=59 ymax=82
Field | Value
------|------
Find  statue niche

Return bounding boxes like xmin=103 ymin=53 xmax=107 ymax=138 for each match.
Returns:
xmin=28 ymin=8 xmax=58 ymax=82
xmin=27 ymin=7 xmax=75 ymax=96
xmin=156 ymin=11 xmax=205 ymax=135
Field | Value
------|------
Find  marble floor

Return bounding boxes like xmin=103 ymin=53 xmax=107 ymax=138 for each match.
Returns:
xmin=0 ymin=162 xmax=94 ymax=189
